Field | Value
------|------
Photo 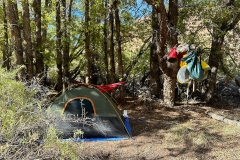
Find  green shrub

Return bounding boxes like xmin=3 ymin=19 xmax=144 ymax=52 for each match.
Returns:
xmin=0 ymin=68 xmax=47 ymax=158
xmin=0 ymin=67 xmax=83 ymax=159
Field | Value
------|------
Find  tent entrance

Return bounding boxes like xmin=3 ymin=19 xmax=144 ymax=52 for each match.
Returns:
xmin=62 ymin=97 xmax=96 ymax=118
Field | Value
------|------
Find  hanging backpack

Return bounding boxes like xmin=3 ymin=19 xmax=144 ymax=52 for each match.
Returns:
xmin=181 ymin=50 xmax=204 ymax=81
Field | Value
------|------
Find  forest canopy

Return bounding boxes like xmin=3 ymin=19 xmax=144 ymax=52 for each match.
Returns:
xmin=0 ymin=0 xmax=239 ymax=105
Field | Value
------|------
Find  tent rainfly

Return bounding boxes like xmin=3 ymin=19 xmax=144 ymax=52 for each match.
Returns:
xmin=47 ymin=84 xmax=132 ymax=141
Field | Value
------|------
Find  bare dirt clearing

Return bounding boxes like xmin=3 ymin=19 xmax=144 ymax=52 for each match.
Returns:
xmin=80 ymin=98 xmax=240 ymax=160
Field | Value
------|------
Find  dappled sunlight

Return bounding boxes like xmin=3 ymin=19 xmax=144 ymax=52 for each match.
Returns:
xmin=79 ymin=97 xmax=240 ymax=159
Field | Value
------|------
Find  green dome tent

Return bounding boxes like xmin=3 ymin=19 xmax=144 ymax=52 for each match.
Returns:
xmin=47 ymin=84 xmax=132 ymax=141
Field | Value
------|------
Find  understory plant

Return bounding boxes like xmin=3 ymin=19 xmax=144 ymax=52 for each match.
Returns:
xmin=0 ymin=67 xmax=82 ymax=159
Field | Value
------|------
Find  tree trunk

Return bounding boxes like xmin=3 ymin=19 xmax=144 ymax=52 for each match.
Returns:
xmin=165 ymin=0 xmax=179 ymax=105
xmin=42 ymin=0 xmax=51 ymax=85
xmin=85 ymin=0 xmax=92 ymax=84
xmin=56 ymin=0 xmax=63 ymax=91
xmin=154 ymin=3 xmax=177 ymax=106
xmin=150 ymin=9 xmax=161 ymax=98
xmin=205 ymin=32 xmax=224 ymax=102
xmin=103 ymin=0 xmax=109 ymax=84
xmin=154 ymin=5 xmax=172 ymax=105
xmin=62 ymin=0 xmax=72 ymax=88
xmin=145 ymin=0 xmax=179 ymax=106
xmin=109 ymin=4 xmax=115 ymax=83
xmin=22 ymin=0 xmax=34 ymax=80
xmin=2 ymin=0 xmax=11 ymax=70
xmin=33 ymin=0 xmax=44 ymax=76
xmin=163 ymin=74 xmax=177 ymax=105
xmin=167 ymin=0 xmax=178 ymax=48
xmin=6 ymin=1 xmax=25 ymax=81
xmin=114 ymin=0 xmax=124 ymax=99
xmin=204 ymin=1 xmax=240 ymax=102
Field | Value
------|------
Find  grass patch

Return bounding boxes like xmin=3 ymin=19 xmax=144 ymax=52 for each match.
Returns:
xmin=169 ymin=120 xmax=225 ymax=149
xmin=209 ymin=121 xmax=240 ymax=136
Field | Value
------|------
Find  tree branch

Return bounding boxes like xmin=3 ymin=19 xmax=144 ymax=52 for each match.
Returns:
xmin=124 ymin=36 xmax=152 ymax=79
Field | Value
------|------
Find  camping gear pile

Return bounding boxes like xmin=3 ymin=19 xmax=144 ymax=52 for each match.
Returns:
xmin=167 ymin=43 xmax=211 ymax=104
xmin=168 ymin=43 xmax=211 ymax=84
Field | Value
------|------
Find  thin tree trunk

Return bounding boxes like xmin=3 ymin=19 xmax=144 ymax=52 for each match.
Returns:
xmin=2 ymin=0 xmax=11 ymax=70
xmin=62 ymin=0 xmax=72 ymax=88
xmin=85 ymin=0 xmax=92 ymax=84
xmin=42 ymin=0 xmax=50 ymax=47
xmin=6 ymin=1 xmax=25 ymax=80
xmin=114 ymin=0 xmax=124 ymax=99
xmin=22 ymin=0 xmax=34 ymax=80
xmin=56 ymin=0 xmax=63 ymax=91
xmin=150 ymin=8 xmax=161 ymax=98
xmin=103 ymin=0 xmax=109 ymax=84
xmin=42 ymin=0 xmax=51 ymax=85
xmin=33 ymin=0 xmax=44 ymax=76
xmin=205 ymin=33 xmax=224 ymax=102
xmin=109 ymin=4 xmax=115 ymax=83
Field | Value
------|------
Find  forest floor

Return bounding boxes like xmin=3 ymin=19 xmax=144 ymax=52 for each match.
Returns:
xmin=80 ymin=96 xmax=240 ymax=160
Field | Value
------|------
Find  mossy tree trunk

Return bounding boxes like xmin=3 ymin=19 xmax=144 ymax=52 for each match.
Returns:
xmin=2 ymin=0 xmax=11 ymax=70
xmin=6 ymin=1 xmax=25 ymax=81
xmin=22 ymin=0 xmax=34 ymax=80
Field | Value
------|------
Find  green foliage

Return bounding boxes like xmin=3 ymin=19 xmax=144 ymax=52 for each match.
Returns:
xmin=0 ymin=67 xmax=42 ymax=132
xmin=0 ymin=67 xmax=46 ymax=158
xmin=43 ymin=126 xmax=84 ymax=159
xmin=0 ymin=67 xmax=85 ymax=159
xmin=1 ymin=69 xmax=29 ymax=130
xmin=178 ymin=0 xmax=240 ymax=80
